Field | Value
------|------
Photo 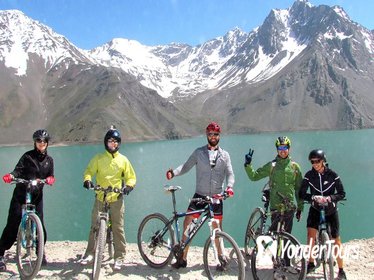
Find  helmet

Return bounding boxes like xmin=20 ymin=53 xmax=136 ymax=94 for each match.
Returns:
xmin=308 ymin=149 xmax=326 ymax=162
xmin=206 ymin=122 xmax=221 ymax=133
xmin=275 ymin=136 xmax=291 ymax=148
xmin=104 ymin=125 xmax=121 ymax=153
xmin=32 ymin=129 xmax=50 ymax=142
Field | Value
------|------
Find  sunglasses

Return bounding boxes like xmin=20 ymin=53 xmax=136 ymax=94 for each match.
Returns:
xmin=207 ymin=133 xmax=220 ymax=137
xmin=107 ymin=139 xmax=118 ymax=144
xmin=277 ymin=145 xmax=289 ymax=151
xmin=35 ymin=139 xmax=47 ymax=143
xmin=310 ymin=159 xmax=322 ymax=164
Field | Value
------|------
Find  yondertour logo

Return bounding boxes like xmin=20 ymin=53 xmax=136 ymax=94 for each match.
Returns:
xmin=256 ymin=235 xmax=360 ymax=260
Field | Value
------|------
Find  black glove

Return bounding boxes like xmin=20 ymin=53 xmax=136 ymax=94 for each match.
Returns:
xmin=122 ymin=185 xmax=133 ymax=195
xmin=245 ymin=148 xmax=254 ymax=166
xmin=296 ymin=210 xmax=302 ymax=222
xmin=83 ymin=180 xmax=93 ymax=190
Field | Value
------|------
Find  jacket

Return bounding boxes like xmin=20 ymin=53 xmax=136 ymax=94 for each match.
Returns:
xmin=173 ymin=145 xmax=235 ymax=197
xmin=245 ymin=156 xmax=303 ymax=212
xmin=299 ymin=166 xmax=345 ymax=215
xmin=84 ymin=150 xmax=136 ymax=203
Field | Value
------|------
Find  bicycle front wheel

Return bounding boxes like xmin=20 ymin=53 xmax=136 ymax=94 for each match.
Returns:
xmin=203 ymin=230 xmax=245 ymax=280
xmin=92 ymin=218 xmax=107 ymax=280
xmin=251 ymin=231 xmax=306 ymax=280
xmin=137 ymin=213 xmax=175 ymax=268
xmin=244 ymin=207 xmax=265 ymax=257
xmin=16 ymin=212 xmax=44 ymax=280
xmin=321 ymin=231 xmax=335 ymax=280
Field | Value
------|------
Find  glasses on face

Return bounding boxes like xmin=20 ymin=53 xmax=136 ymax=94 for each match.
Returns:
xmin=310 ymin=159 xmax=322 ymax=164
xmin=107 ymin=139 xmax=118 ymax=144
xmin=207 ymin=133 xmax=220 ymax=137
xmin=35 ymin=139 xmax=47 ymax=144
xmin=277 ymin=145 xmax=288 ymax=151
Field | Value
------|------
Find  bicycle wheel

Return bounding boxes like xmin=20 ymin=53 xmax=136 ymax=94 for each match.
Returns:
xmin=244 ymin=207 xmax=265 ymax=257
xmin=203 ymin=230 xmax=245 ymax=280
xmin=16 ymin=212 xmax=44 ymax=280
xmin=321 ymin=231 xmax=334 ymax=280
xmin=106 ymin=226 xmax=114 ymax=260
xmin=251 ymin=231 xmax=306 ymax=280
xmin=92 ymin=218 xmax=107 ymax=280
xmin=137 ymin=213 xmax=175 ymax=268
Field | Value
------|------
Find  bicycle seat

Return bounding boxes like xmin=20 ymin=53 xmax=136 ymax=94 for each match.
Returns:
xmin=164 ymin=185 xmax=181 ymax=192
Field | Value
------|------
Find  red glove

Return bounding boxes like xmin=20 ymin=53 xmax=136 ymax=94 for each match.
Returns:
xmin=166 ymin=169 xmax=174 ymax=180
xmin=45 ymin=176 xmax=55 ymax=185
xmin=3 ymin=173 xmax=13 ymax=184
xmin=225 ymin=186 xmax=234 ymax=197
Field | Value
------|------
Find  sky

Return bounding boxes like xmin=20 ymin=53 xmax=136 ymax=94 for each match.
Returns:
xmin=0 ymin=0 xmax=373 ymax=50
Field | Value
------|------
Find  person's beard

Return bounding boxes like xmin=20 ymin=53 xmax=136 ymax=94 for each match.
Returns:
xmin=207 ymin=137 xmax=219 ymax=148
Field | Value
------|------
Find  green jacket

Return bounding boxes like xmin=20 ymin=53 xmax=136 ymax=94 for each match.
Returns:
xmin=244 ymin=156 xmax=303 ymax=212
xmin=84 ymin=150 xmax=136 ymax=203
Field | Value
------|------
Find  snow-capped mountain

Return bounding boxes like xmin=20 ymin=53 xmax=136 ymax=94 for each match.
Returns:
xmin=0 ymin=0 xmax=373 ymax=144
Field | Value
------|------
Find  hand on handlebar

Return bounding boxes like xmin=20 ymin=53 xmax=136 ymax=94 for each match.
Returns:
xmin=122 ymin=185 xmax=133 ymax=195
xmin=3 ymin=173 xmax=13 ymax=184
xmin=225 ymin=186 xmax=234 ymax=197
xmin=45 ymin=176 xmax=55 ymax=185
xmin=83 ymin=180 xmax=94 ymax=190
xmin=313 ymin=195 xmax=331 ymax=205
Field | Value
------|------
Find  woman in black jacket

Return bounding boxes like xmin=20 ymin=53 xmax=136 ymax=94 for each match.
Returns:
xmin=0 ymin=129 xmax=55 ymax=271
xmin=299 ymin=149 xmax=347 ymax=280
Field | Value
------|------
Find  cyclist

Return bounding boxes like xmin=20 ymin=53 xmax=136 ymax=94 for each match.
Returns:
xmin=79 ymin=126 xmax=136 ymax=271
xmin=244 ymin=136 xmax=303 ymax=234
xmin=166 ymin=122 xmax=235 ymax=269
xmin=0 ymin=129 xmax=55 ymax=270
xmin=299 ymin=149 xmax=347 ymax=279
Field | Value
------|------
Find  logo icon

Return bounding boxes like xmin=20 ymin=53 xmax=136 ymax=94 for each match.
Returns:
xmin=256 ymin=235 xmax=277 ymax=258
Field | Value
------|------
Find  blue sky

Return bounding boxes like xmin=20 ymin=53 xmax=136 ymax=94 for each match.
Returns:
xmin=0 ymin=0 xmax=372 ymax=50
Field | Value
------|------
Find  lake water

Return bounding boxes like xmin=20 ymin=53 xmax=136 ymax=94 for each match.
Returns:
xmin=1 ymin=129 xmax=373 ymax=247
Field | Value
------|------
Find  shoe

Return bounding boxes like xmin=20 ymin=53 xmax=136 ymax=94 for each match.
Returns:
xmin=337 ymin=269 xmax=347 ymax=280
xmin=113 ymin=259 xmax=124 ymax=271
xmin=216 ymin=255 xmax=228 ymax=271
xmin=0 ymin=256 xmax=6 ymax=271
xmin=42 ymin=254 xmax=48 ymax=266
xmin=306 ymin=262 xmax=316 ymax=274
xmin=79 ymin=255 xmax=93 ymax=265
xmin=171 ymin=256 xmax=187 ymax=269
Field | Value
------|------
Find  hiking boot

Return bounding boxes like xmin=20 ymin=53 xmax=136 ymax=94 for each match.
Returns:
xmin=113 ymin=259 xmax=124 ymax=271
xmin=337 ymin=269 xmax=347 ymax=280
xmin=306 ymin=262 xmax=316 ymax=274
xmin=171 ymin=256 xmax=187 ymax=269
xmin=42 ymin=254 xmax=48 ymax=266
xmin=216 ymin=255 xmax=228 ymax=271
xmin=79 ymin=255 xmax=93 ymax=265
xmin=0 ymin=256 xmax=6 ymax=271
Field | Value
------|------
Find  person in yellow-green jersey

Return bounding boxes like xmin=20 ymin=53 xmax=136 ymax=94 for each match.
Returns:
xmin=79 ymin=126 xmax=136 ymax=271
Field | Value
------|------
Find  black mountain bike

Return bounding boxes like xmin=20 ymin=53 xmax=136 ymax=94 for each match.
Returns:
xmin=137 ymin=185 xmax=245 ymax=280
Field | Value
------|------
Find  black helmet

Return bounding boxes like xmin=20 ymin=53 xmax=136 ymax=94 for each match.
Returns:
xmin=308 ymin=149 xmax=326 ymax=162
xmin=104 ymin=125 xmax=121 ymax=153
xmin=275 ymin=136 xmax=291 ymax=148
xmin=32 ymin=129 xmax=50 ymax=142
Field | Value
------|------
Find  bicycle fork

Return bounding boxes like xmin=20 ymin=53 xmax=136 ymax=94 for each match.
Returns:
xmin=208 ymin=219 xmax=225 ymax=265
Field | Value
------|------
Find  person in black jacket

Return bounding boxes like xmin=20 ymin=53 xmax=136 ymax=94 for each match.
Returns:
xmin=0 ymin=129 xmax=55 ymax=271
xmin=299 ymin=149 xmax=347 ymax=280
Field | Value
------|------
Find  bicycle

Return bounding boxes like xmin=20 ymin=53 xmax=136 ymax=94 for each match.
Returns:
xmin=137 ymin=185 xmax=245 ymax=280
xmin=89 ymin=185 xmax=123 ymax=280
xmin=248 ymin=191 xmax=307 ymax=280
xmin=305 ymin=197 xmax=345 ymax=280
xmin=12 ymin=178 xmax=48 ymax=280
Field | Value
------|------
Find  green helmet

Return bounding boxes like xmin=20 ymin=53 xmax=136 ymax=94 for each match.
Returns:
xmin=275 ymin=136 xmax=291 ymax=148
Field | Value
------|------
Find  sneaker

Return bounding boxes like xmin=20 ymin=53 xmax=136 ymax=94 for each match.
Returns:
xmin=306 ymin=262 xmax=316 ymax=274
xmin=42 ymin=254 xmax=48 ymax=266
xmin=113 ymin=259 xmax=124 ymax=271
xmin=216 ymin=255 xmax=228 ymax=271
xmin=337 ymin=269 xmax=347 ymax=280
xmin=171 ymin=256 xmax=187 ymax=269
xmin=0 ymin=256 xmax=6 ymax=271
xmin=79 ymin=255 xmax=93 ymax=266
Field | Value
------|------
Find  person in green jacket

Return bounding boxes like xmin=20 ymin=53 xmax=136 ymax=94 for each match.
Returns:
xmin=79 ymin=126 xmax=136 ymax=271
xmin=244 ymin=136 xmax=303 ymax=234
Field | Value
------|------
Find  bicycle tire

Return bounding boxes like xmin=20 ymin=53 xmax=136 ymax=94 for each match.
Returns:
xmin=251 ymin=231 xmax=306 ymax=280
xmin=16 ymin=212 xmax=44 ymax=280
xmin=321 ymin=231 xmax=334 ymax=280
xmin=244 ymin=207 xmax=265 ymax=257
xmin=203 ymin=230 xmax=245 ymax=280
xmin=107 ymin=226 xmax=114 ymax=259
xmin=92 ymin=218 xmax=107 ymax=280
xmin=137 ymin=213 xmax=175 ymax=268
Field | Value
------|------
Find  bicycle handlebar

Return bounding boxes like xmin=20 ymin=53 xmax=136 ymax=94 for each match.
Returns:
xmin=89 ymin=185 xmax=123 ymax=194
xmin=190 ymin=193 xmax=228 ymax=204
xmin=11 ymin=178 xmax=48 ymax=186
